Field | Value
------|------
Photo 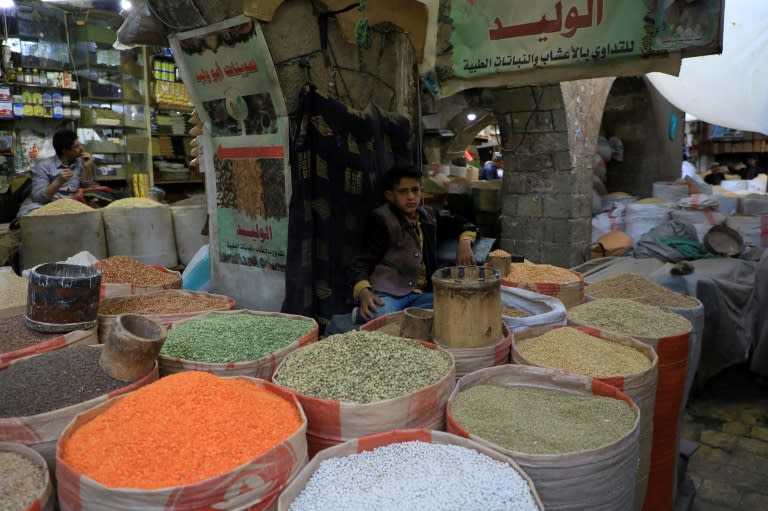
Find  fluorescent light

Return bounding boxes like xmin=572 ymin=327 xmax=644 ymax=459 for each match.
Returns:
xmin=0 ymin=0 xmax=14 ymax=9
xmin=120 ymin=0 xmax=132 ymax=11
xmin=466 ymin=113 xmax=477 ymax=122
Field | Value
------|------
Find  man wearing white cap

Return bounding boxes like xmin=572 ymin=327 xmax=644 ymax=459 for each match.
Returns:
xmin=480 ymin=152 xmax=503 ymax=180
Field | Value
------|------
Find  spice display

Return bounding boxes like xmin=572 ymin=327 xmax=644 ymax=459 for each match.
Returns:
xmin=585 ymin=273 xmax=699 ymax=308
xmin=288 ymin=441 xmax=539 ymax=511
xmin=568 ymin=298 xmax=691 ymax=337
xmin=516 ymin=327 xmax=651 ymax=377
xmin=60 ymin=372 xmax=302 ymax=489
xmin=273 ymin=331 xmax=453 ymax=403
xmin=489 ymin=249 xmax=511 ymax=257
xmin=0 ymin=315 xmax=58 ymax=353
xmin=100 ymin=291 xmax=232 ymax=315
xmin=503 ymin=307 xmax=531 ymax=318
xmin=451 ymin=384 xmax=636 ymax=454
xmin=0 ymin=270 xmax=27 ymax=307
xmin=506 ymin=263 xmax=580 ymax=284
xmin=92 ymin=256 xmax=179 ymax=286
xmin=0 ymin=451 xmax=45 ymax=511
xmin=0 ymin=346 xmax=127 ymax=417
xmin=104 ymin=197 xmax=162 ymax=209
xmin=27 ymin=198 xmax=92 ymax=216
xmin=161 ymin=313 xmax=314 ymax=363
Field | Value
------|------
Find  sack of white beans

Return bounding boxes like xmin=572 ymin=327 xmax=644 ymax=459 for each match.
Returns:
xmin=277 ymin=429 xmax=544 ymax=511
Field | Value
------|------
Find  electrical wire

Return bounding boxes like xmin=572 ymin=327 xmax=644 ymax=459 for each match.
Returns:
xmin=507 ymin=85 xmax=545 ymax=155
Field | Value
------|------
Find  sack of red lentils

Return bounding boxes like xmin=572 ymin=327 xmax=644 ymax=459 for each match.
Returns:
xmin=501 ymin=262 xmax=584 ymax=308
xmin=0 ymin=442 xmax=54 ymax=511
xmin=97 ymin=290 xmax=236 ymax=344
xmin=92 ymin=256 xmax=182 ymax=299
xmin=278 ymin=428 xmax=545 ymax=511
xmin=273 ymin=331 xmax=456 ymax=457
xmin=158 ymin=310 xmax=319 ymax=380
xmin=56 ymin=373 xmax=308 ymax=511
xmin=0 ymin=345 xmax=158 ymax=470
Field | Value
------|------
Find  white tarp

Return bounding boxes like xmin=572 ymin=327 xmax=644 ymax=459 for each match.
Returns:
xmin=647 ymin=0 xmax=768 ymax=135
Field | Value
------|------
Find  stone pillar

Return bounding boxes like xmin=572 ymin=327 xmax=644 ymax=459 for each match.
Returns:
xmin=491 ymin=79 xmax=614 ymax=268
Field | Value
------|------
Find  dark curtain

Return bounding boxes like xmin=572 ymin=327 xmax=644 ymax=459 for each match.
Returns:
xmin=282 ymin=87 xmax=415 ymax=330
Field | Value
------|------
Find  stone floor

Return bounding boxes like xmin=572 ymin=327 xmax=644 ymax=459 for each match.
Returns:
xmin=679 ymin=364 xmax=768 ymax=511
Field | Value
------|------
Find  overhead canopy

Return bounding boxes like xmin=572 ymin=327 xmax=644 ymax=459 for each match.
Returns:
xmin=647 ymin=0 xmax=768 ymax=135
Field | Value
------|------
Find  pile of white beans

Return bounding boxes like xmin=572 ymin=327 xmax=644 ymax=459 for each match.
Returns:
xmin=287 ymin=441 xmax=539 ymax=511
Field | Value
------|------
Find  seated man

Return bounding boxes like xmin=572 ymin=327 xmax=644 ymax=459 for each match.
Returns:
xmin=16 ymin=129 xmax=93 ymax=218
xmin=349 ymin=165 xmax=478 ymax=322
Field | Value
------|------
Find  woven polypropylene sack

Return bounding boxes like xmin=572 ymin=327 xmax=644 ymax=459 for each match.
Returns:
xmin=447 ymin=365 xmax=641 ymax=511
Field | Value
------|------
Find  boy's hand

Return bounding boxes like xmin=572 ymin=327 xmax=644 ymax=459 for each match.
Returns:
xmin=456 ymin=239 xmax=476 ymax=266
xmin=358 ymin=288 xmax=384 ymax=321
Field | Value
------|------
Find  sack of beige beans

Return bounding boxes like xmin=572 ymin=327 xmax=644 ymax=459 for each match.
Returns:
xmin=20 ymin=199 xmax=107 ymax=269
xmin=101 ymin=198 xmax=177 ymax=268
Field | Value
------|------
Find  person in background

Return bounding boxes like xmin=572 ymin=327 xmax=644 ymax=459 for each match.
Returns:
xmin=703 ymin=164 xmax=730 ymax=186
xmin=348 ymin=165 xmax=478 ymax=322
xmin=740 ymin=154 xmax=765 ymax=180
xmin=16 ymin=129 xmax=93 ymax=218
xmin=681 ymin=154 xmax=698 ymax=180
xmin=480 ymin=152 xmax=503 ymax=180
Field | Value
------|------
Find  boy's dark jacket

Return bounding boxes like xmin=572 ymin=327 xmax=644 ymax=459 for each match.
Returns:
xmin=348 ymin=202 xmax=477 ymax=297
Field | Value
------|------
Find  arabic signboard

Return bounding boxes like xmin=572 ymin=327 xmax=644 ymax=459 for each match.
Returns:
xmin=434 ymin=0 xmax=722 ymax=96
xmin=170 ymin=16 xmax=290 ymax=309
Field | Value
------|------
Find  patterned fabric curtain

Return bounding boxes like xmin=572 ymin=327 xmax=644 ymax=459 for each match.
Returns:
xmin=282 ymin=87 xmax=414 ymax=330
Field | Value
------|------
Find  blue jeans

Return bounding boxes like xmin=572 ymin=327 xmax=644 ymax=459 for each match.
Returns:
xmin=368 ymin=291 xmax=433 ymax=320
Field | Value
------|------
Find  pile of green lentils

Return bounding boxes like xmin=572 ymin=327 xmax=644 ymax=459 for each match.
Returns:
xmin=273 ymin=331 xmax=453 ymax=403
xmin=160 ymin=312 xmax=315 ymax=363
xmin=450 ymin=384 xmax=637 ymax=455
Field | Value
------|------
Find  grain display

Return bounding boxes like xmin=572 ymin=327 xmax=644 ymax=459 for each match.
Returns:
xmin=568 ymin=298 xmax=691 ymax=337
xmin=516 ymin=327 xmax=651 ymax=377
xmin=273 ymin=331 xmax=453 ymax=404
xmin=450 ymin=384 xmax=637 ymax=454
xmin=27 ymin=199 xmax=92 ymax=216
xmin=585 ymin=273 xmax=699 ymax=308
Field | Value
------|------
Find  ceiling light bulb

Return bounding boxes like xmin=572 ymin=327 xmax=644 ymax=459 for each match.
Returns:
xmin=466 ymin=113 xmax=477 ymax=122
xmin=120 ymin=0 xmax=133 ymax=11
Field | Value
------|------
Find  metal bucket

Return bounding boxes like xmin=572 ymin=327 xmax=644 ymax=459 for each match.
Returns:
xmin=432 ymin=266 xmax=501 ymax=349
xmin=25 ymin=263 xmax=101 ymax=333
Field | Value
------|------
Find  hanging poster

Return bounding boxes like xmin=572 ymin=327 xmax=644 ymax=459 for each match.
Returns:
xmin=170 ymin=16 xmax=289 ymax=310
xmin=172 ymin=16 xmax=289 ymax=270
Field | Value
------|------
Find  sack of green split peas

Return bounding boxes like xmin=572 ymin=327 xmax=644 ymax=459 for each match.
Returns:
xmin=158 ymin=310 xmax=319 ymax=379
xmin=56 ymin=372 xmax=308 ymax=511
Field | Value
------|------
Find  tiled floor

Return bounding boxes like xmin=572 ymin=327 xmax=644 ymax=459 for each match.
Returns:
xmin=680 ymin=365 xmax=768 ymax=510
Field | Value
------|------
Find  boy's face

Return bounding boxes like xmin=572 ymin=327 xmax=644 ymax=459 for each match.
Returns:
xmin=385 ymin=177 xmax=421 ymax=218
